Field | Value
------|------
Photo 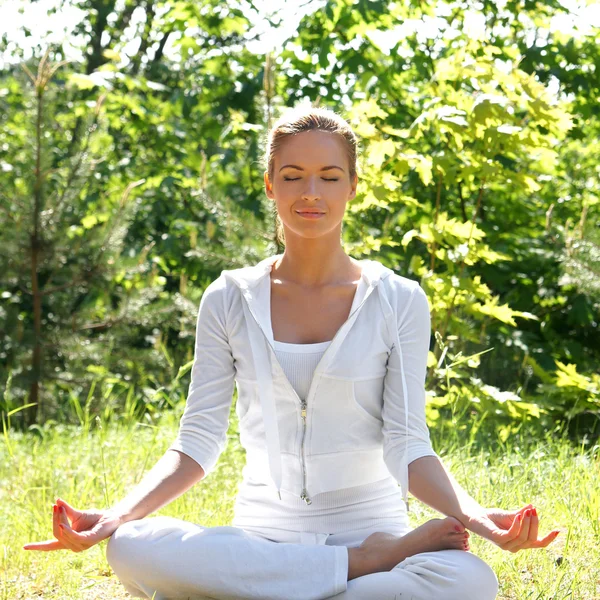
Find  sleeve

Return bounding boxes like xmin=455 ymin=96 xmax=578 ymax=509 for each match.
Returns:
xmin=168 ymin=274 xmax=236 ymax=477
xmin=382 ymin=282 xmax=438 ymax=487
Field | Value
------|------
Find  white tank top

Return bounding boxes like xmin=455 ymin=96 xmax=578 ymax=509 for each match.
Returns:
xmin=272 ymin=339 xmax=331 ymax=400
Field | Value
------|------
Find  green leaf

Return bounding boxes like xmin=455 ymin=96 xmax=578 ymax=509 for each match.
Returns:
xmin=81 ymin=215 xmax=98 ymax=229
xmin=472 ymin=298 xmax=519 ymax=326
xmin=366 ymin=139 xmax=396 ymax=168
xmin=67 ymin=72 xmax=114 ymax=90
xmin=102 ymin=49 xmax=121 ymax=62
xmin=415 ymin=156 xmax=433 ymax=186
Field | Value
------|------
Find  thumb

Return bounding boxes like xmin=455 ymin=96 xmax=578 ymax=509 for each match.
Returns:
xmin=55 ymin=497 xmax=81 ymax=520
xmin=505 ymin=504 xmax=532 ymax=518
xmin=492 ymin=512 xmax=522 ymax=543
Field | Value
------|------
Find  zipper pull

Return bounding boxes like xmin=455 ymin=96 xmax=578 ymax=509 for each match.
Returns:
xmin=301 ymin=401 xmax=307 ymax=421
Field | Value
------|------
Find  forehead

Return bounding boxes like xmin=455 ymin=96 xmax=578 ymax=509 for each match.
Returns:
xmin=275 ymin=130 xmax=347 ymax=168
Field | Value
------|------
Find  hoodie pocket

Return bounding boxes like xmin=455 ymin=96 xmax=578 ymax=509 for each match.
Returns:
xmin=352 ymin=377 xmax=385 ymax=427
xmin=309 ymin=375 xmax=383 ymax=455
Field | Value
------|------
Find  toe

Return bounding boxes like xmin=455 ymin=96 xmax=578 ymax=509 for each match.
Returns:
xmin=445 ymin=516 xmax=465 ymax=534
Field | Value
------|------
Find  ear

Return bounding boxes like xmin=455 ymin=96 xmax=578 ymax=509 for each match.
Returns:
xmin=348 ymin=173 xmax=358 ymax=200
xmin=264 ymin=171 xmax=275 ymax=200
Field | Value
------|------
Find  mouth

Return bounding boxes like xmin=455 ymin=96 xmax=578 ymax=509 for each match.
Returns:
xmin=295 ymin=210 xmax=325 ymax=214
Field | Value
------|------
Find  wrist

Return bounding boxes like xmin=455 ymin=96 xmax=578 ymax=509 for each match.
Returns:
xmin=107 ymin=505 xmax=134 ymax=526
xmin=456 ymin=502 xmax=487 ymax=526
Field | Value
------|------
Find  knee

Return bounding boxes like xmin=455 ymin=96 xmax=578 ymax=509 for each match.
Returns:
xmin=106 ymin=520 xmax=145 ymax=571
xmin=397 ymin=550 xmax=498 ymax=600
xmin=458 ymin=554 xmax=498 ymax=600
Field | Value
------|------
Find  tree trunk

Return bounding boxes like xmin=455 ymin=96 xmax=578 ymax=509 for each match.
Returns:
xmin=29 ymin=87 xmax=44 ymax=426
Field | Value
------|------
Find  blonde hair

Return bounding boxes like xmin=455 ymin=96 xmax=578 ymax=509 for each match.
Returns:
xmin=264 ymin=106 xmax=359 ymax=248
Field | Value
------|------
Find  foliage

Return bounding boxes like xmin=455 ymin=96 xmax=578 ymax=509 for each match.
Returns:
xmin=0 ymin=0 xmax=599 ymax=440
xmin=289 ymin=2 xmax=600 ymax=441
xmin=0 ymin=2 xmax=271 ymax=428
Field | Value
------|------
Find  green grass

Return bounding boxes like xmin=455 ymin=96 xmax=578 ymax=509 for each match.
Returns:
xmin=1 ymin=407 xmax=598 ymax=599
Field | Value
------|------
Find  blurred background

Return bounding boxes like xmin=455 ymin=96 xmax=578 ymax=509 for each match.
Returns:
xmin=1 ymin=0 xmax=599 ymax=444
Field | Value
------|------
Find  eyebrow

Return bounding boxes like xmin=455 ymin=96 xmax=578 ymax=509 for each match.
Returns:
xmin=279 ymin=165 xmax=345 ymax=173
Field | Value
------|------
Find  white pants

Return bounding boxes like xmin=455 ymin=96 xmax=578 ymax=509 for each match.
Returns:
xmin=106 ymin=516 xmax=499 ymax=600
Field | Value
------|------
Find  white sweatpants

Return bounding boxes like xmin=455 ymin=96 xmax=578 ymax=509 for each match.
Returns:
xmin=106 ymin=516 xmax=499 ymax=600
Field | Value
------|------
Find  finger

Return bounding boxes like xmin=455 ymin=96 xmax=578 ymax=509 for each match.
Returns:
xmin=57 ymin=523 xmax=86 ymax=552
xmin=52 ymin=504 xmax=61 ymax=540
xmin=531 ymin=530 xmax=560 ymax=549
xmin=528 ymin=507 xmax=539 ymax=543
xmin=58 ymin=504 xmax=73 ymax=527
xmin=508 ymin=529 xmax=560 ymax=553
xmin=519 ymin=509 xmax=532 ymax=541
xmin=497 ymin=510 xmax=525 ymax=544
xmin=58 ymin=515 xmax=105 ymax=551
xmin=23 ymin=539 xmax=66 ymax=551
xmin=496 ymin=510 xmax=528 ymax=550
xmin=506 ymin=510 xmax=533 ymax=552
xmin=56 ymin=497 xmax=80 ymax=520
xmin=56 ymin=507 xmax=85 ymax=551
xmin=506 ymin=512 xmax=554 ymax=553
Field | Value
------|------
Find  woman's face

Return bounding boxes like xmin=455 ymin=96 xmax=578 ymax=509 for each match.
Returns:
xmin=264 ymin=130 xmax=357 ymax=241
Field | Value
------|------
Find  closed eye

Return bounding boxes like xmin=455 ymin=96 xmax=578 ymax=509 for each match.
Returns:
xmin=283 ymin=177 xmax=339 ymax=182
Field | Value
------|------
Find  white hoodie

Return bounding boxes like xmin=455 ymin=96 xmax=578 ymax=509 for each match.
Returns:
xmin=169 ymin=254 xmax=438 ymax=507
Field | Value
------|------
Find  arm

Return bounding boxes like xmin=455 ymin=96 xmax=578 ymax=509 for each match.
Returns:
xmin=115 ymin=275 xmax=236 ymax=520
xmin=110 ymin=449 xmax=205 ymax=523
xmin=167 ymin=274 xmax=236 ymax=475
xmin=381 ymin=282 xmax=560 ymax=552
xmin=381 ymin=283 xmax=439 ymax=499
xmin=24 ymin=275 xmax=236 ymax=553
xmin=408 ymin=455 xmax=485 ymax=520
xmin=24 ymin=449 xmax=206 ymax=553
xmin=408 ymin=452 xmax=561 ymax=551
xmin=381 ymin=282 xmax=498 ymax=521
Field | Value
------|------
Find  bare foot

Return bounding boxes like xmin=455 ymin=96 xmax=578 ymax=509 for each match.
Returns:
xmin=348 ymin=517 xmax=470 ymax=580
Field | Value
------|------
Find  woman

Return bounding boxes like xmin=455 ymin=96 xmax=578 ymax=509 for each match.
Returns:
xmin=25 ymin=107 xmax=560 ymax=600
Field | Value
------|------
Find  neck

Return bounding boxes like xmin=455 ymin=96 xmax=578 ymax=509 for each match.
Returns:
xmin=272 ymin=241 xmax=357 ymax=288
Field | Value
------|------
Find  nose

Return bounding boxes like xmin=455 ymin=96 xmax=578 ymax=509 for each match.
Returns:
xmin=302 ymin=176 xmax=321 ymax=201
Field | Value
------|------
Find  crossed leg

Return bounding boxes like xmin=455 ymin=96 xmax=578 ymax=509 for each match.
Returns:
xmin=328 ymin=523 xmax=498 ymax=599
xmin=106 ymin=516 xmax=347 ymax=600
xmin=106 ymin=516 xmax=498 ymax=600
xmin=330 ymin=549 xmax=498 ymax=599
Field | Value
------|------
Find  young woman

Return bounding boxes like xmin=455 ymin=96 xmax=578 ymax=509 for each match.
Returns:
xmin=25 ymin=107 xmax=560 ymax=599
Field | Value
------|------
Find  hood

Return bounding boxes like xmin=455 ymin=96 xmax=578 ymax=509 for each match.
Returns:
xmin=222 ymin=253 xmax=395 ymax=349
xmin=222 ymin=253 xmax=394 ymax=290
xmin=221 ymin=255 xmax=410 ymax=504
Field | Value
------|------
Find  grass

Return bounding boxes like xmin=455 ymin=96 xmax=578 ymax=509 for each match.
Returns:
xmin=0 ymin=404 xmax=598 ymax=599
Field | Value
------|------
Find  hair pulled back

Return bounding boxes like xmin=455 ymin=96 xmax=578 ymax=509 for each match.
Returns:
xmin=264 ymin=106 xmax=359 ymax=248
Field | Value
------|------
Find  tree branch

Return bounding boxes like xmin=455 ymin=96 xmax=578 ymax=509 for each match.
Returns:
xmin=458 ymin=180 xmax=467 ymax=222
xmin=131 ymin=1 xmax=156 ymax=76
xmin=149 ymin=27 xmax=173 ymax=70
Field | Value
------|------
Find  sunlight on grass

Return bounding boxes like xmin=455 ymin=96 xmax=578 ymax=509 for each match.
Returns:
xmin=1 ymin=406 xmax=598 ymax=599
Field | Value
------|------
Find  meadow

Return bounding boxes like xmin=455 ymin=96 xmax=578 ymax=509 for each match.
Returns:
xmin=1 ymin=406 xmax=598 ymax=600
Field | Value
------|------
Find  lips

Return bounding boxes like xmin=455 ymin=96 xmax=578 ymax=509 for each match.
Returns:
xmin=296 ymin=210 xmax=325 ymax=214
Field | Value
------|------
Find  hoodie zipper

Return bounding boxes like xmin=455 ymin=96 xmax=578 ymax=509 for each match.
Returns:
xmin=238 ymin=277 xmax=381 ymax=504
xmin=241 ymin=296 xmax=315 ymax=503
xmin=299 ymin=400 xmax=310 ymax=504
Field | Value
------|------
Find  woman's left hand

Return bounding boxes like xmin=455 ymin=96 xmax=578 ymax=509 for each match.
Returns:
xmin=464 ymin=504 xmax=561 ymax=552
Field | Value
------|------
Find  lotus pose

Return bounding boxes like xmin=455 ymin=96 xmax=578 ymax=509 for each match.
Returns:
xmin=25 ymin=107 xmax=560 ymax=600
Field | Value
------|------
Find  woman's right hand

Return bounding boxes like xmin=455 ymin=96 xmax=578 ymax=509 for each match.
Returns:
xmin=23 ymin=497 xmax=123 ymax=553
